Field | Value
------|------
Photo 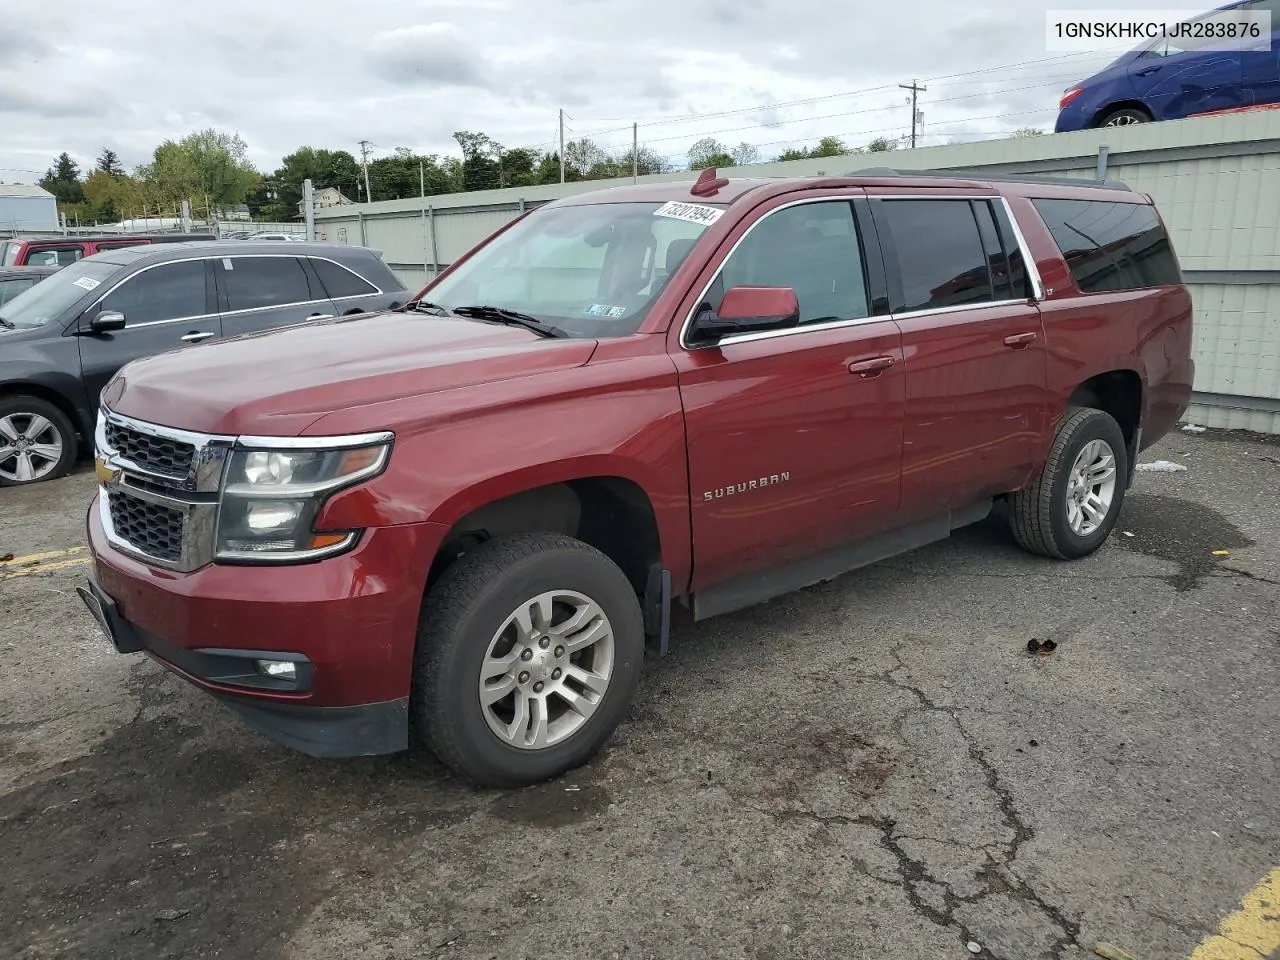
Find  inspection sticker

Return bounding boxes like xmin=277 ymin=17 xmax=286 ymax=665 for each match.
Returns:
xmin=653 ymin=200 xmax=723 ymax=226
xmin=71 ymin=277 xmax=101 ymax=291
xmin=584 ymin=303 xmax=627 ymax=318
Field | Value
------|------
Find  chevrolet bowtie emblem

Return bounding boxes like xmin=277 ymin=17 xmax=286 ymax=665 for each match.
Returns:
xmin=95 ymin=458 xmax=118 ymax=486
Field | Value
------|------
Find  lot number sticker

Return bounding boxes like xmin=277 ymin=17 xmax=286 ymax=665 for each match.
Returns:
xmin=653 ymin=201 xmax=723 ymax=227
xmin=72 ymin=277 xmax=101 ymax=291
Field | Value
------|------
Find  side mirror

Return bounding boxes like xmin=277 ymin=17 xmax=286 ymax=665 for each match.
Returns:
xmin=89 ymin=310 xmax=126 ymax=333
xmin=695 ymin=286 xmax=799 ymax=339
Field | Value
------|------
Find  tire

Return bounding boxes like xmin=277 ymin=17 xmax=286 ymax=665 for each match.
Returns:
xmin=413 ymin=533 xmax=644 ymax=788
xmin=1010 ymin=406 xmax=1129 ymax=560
xmin=1095 ymin=106 xmax=1152 ymax=128
xmin=0 ymin=395 xmax=78 ymax=487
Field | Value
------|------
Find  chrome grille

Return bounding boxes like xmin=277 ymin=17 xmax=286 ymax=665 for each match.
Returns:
xmin=107 ymin=491 xmax=184 ymax=562
xmin=105 ymin=420 xmax=194 ymax=478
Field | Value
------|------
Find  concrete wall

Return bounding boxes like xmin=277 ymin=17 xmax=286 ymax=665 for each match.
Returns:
xmin=316 ymin=110 xmax=1280 ymax=433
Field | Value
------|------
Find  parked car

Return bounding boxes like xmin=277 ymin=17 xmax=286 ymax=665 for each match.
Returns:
xmin=80 ymin=168 xmax=1193 ymax=787
xmin=247 ymin=232 xmax=306 ymax=242
xmin=0 ymin=241 xmax=406 ymax=486
xmin=1056 ymin=0 xmax=1280 ymax=130
xmin=0 ymin=233 xmax=217 ymax=269
xmin=0 ymin=265 xmax=58 ymax=307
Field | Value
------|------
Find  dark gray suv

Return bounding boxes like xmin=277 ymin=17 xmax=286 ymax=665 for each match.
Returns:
xmin=0 ymin=241 xmax=407 ymax=486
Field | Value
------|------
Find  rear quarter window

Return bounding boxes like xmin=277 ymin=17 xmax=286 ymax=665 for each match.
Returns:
xmin=309 ymin=257 xmax=379 ymax=298
xmin=1030 ymin=198 xmax=1181 ymax=293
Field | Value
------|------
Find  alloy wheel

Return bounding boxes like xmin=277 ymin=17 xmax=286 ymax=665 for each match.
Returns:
xmin=478 ymin=589 xmax=615 ymax=750
xmin=0 ymin=413 xmax=64 ymax=484
xmin=1065 ymin=438 xmax=1118 ymax=536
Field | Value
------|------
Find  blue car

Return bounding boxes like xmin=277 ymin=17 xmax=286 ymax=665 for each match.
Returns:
xmin=1056 ymin=0 xmax=1280 ymax=130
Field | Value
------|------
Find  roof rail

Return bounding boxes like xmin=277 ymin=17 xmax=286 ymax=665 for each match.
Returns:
xmin=845 ymin=166 xmax=1132 ymax=191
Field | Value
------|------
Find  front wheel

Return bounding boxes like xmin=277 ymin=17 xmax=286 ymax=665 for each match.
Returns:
xmin=413 ymin=533 xmax=644 ymax=788
xmin=1010 ymin=407 xmax=1128 ymax=560
xmin=0 ymin=396 xmax=78 ymax=487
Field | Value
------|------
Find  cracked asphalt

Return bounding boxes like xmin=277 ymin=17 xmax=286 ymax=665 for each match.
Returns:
xmin=1 ymin=428 xmax=1277 ymax=960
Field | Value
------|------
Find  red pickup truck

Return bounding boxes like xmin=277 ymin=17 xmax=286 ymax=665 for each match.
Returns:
xmin=80 ymin=168 xmax=1193 ymax=787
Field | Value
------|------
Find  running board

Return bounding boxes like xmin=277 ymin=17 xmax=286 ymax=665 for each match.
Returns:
xmin=691 ymin=499 xmax=993 ymax=621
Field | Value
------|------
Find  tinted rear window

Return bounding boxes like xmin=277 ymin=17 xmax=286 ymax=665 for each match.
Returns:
xmin=879 ymin=199 xmax=994 ymax=311
xmin=310 ymin=257 xmax=377 ymax=299
xmin=1031 ymin=198 xmax=1181 ymax=293
xmin=220 ymin=256 xmax=316 ymax=311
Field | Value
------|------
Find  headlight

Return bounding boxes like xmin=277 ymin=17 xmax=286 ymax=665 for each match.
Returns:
xmin=215 ymin=436 xmax=391 ymax=563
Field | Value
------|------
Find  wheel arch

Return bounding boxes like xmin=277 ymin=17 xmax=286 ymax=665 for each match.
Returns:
xmin=1067 ymin=369 xmax=1143 ymax=476
xmin=0 ymin=380 xmax=91 ymax=450
xmin=1090 ymin=100 xmax=1153 ymax=127
xmin=425 ymin=470 xmax=666 ymax=602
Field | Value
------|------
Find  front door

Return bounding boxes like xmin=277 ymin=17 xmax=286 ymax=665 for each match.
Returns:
xmin=671 ymin=196 xmax=905 ymax=592
xmin=870 ymin=196 xmax=1047 ymax=516
xmin=77 ymin=258 xmax=221 ymax=409
xmin=215 ymin=255 xmax=336 ymax=338
xmin=1128 ymin=32 xmax=1244 ymax=118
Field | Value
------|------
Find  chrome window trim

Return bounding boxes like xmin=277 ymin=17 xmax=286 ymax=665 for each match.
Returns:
xmin=303 ymin=255 xmax=383 ymax=297
xmin=677 ymin=193 xmax=1046 ymax=351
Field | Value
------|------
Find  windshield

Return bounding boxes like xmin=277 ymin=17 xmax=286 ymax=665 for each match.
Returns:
xmin=424 ymin=200 xmax=723 ymax=338
xmin=0 ymin=259 xmax=118 ymax=329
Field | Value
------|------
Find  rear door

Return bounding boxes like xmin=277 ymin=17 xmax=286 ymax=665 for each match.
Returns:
xmin=215 ymin=255 xmax=337 ymax=337
xmin=76 ymin=258 xmax=221 ymax=407
xmin=1128 ymin=23 xmax=1245 ymax=118
xmin=870 ymin=194 xmax=1048 ymax=517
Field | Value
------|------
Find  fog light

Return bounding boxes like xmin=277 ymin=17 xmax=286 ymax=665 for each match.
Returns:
xmin=245 ymin=501 xmax=303 ymax=532
xmin=256 ymin=659 xmax=297 ymax=681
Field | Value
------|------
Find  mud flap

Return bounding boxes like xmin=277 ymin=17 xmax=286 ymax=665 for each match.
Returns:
xmin=642 ymin=565 xmax=671 ymax=658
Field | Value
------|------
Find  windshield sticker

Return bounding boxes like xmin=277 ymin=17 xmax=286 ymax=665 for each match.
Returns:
xmin=222 ymin=258 xmax=234 ymax=270
xmin=584 ymin=304 xmax=627 ymax=318
xmin=71 ymin=277 xmax=101 ymax=291
xmin=653 ymin=200 xmax=723 ymax=226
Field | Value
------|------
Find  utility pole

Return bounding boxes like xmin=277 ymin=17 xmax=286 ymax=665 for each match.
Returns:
xmin=358 ymin=139 xmax=373 ymax=202
xmin=302 ymin=178 xmax=315 ymax=241
xmin=558 ymin=109 xmax=565 ymax=184
xmin=899 ymin=79 xmax=927 ymax=148
xmin=633 ymin=123 xmax=639 ymax=183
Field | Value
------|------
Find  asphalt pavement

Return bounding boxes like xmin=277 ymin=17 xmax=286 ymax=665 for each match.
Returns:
xmin=1 ymin=428 xmax=1276 ymax=960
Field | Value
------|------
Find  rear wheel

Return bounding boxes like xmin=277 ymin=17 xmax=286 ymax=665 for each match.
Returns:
xmin=1095 ymin=106 xmax=1152 ymax=127
xmin=0 ymin=396 xmax=77 ymax=487
xmin=413 ymin=533 xmax=644 ymax=788
xmin=1010 ymin=407 xmax=1128 ymax=560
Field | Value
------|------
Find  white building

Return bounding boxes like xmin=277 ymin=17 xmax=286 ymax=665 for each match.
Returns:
xmin=0 ymin=184 xmax=59 ymax=232
xmin=298 ymin=186 xmax=351 ymax=219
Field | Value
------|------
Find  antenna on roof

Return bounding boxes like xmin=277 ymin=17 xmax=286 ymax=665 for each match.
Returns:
xmin=691 ymin=166 xmax=728 ymax=198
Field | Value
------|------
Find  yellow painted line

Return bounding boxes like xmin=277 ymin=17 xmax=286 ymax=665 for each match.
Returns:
xmin=0 ymin=546 xmax=87 ymax=567
xmin=1189 ymin=867 xmax=1280 ymax=960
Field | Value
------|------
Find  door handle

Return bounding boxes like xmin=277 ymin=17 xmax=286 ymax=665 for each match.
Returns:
xmin=180 ymin=331 xmax=217 ymax=343
xmin=848 ymin=356 xmax=896 ymax=378
xmin=1003 ymin=331 xmax=1038 ymax=349
xmin=1135 ymin=66 xmax=1162 ymax=77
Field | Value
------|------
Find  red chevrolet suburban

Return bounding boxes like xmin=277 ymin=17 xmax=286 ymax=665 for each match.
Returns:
xmin=80 ymin=168 xmax=1194 ymax=787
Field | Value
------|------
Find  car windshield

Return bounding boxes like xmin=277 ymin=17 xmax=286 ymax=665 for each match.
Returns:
xmin=0 ymin=259 xmax=118 ymax=329
xmin=424 ymin=200 xmax=723 ymax=338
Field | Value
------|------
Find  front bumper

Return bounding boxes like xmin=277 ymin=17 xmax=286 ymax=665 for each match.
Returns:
xmin=85 ymin=495 xmax=448 ymax=756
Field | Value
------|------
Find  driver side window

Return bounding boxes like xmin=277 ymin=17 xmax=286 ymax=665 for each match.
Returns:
xmin=704 ymin=200 xmax=871 ymax=326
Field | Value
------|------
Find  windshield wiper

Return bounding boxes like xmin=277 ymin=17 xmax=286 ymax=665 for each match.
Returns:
xmin=0 ymin=315 xmax=15 ymax=330
xmin=450 ymin=304 xmax=570 ymax=339
xmin=407 ymin=298 xmax=449 ymax=315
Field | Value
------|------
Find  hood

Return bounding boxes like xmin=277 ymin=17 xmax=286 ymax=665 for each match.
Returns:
xmin=106 ymin=311 xmax=599 ymax=436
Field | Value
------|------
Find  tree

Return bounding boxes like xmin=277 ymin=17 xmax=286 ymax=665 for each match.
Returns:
xmin=453 ymin=130 xmax=503 ymax=192
xmin=687 ymin=137 xmax=734 ymax=170
xmin=82 ymin=170 xmax=146 ymax=222
xmin=866 ymin=137 xmax=899 ymax=153
xmin=96 ymin=148 xmax=124 ymax=177
xmin=1011 ymin=127 xmax=1046 ymax=138
xmin=140 ymin=129 xmax=260 ymax=218
xmin=616 ymin=145 xmax=672 ymax=177
xmin=259 ymin=147 xmax=362 ymax=220
xmin=39 ymin=152 xmax=85 ymax=206
xmin=811 ymin=136 xmax=849 ymax=158
xmin=563 ymin=138 xmax=609 ymax=179
xmin=367 ymin=148 xmax=458 ymax=201
xmin=730 ymin=142 xmax=760 ymax=166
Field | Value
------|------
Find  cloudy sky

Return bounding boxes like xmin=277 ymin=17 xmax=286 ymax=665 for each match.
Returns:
xmin=0 ymin=0 xmax=1181 ymax=182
